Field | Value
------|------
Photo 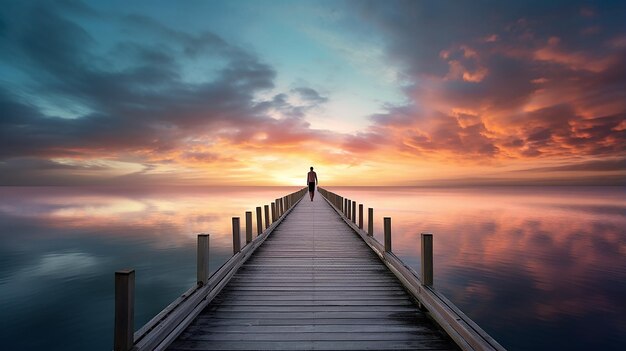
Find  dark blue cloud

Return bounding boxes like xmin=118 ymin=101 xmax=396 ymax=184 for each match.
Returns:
xmin=0 ymin=1 xmax=283 ymax=158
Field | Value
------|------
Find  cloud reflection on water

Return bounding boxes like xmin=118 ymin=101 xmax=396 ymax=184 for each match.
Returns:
xmin=0 ymin=186 xmax=299 ymax=248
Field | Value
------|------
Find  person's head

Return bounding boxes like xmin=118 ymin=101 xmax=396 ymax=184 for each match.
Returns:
xmin=310 ymin=166 xmax=313 ymax=171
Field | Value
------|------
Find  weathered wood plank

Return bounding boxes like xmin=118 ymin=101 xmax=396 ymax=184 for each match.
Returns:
xmin=211 ymin=295 xmax=413 ymax=301
xmin=225 ymin=281 xmax=404 ymax=287
xmin=178 ymin=331 xmax=445 ymax=342
xmin=181 ymin=324 xmax=434 ymax=333
xmin=195 ymin=311 xmax=426 ymax=319
xmin=214 ymin=290 xmax=412 ymax=297
xmin=210 ymin=299 xmax=414 ymax=306
xmin=203 ymin=305 xmax=418 ymax=313
xmin=191 ymin=317 xmax=429 ymax=327
xmin=168 ymin=339 xmax=457 ymax=350
xmin=207 ymin=286 xmax=406 ymax=291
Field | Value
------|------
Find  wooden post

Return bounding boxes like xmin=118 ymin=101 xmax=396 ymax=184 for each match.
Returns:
xmin=352 ymin=201 xmax=356 ymax=223
xmin=232 ymin=217 xmax=241 ymax=254
xmin=281 ymin=197 xmax=285 ymax=214
xmin=347 ymin=200 xmax=352 ymax=219
xmin=114 ymin=269 xmax=134 ymax=351
xmin=368 ymin=208 xmax=373 ymax=236
xmin=344 ymin=198 xmax=347 ymax=215
xmin=245 ymin=211 xmax=252 ymax=244
xmin=256 ymin=207 xmax=263 ymax=235
xmin=350 ymin=200 xmax=354 ymax=219
xmin=421 ymin=233 xmax=434 ymax=286
xmin=271 ymin=202 xmax=276 ymax=222
xmin=358 ymin=204 xmax=364 ymax=229
xmin=384 ymin=217 xmax=391 ymax=252
xmin=264 ymin=205 xmax=270 ymax=229
xmin=197 ymin=234 xmax=209 ymax=286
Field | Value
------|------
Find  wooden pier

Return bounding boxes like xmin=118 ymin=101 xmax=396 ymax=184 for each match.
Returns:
xmin=114 ymin=188 xmax=506 ymax=351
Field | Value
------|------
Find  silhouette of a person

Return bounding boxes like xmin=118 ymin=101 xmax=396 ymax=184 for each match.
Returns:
xmin=307 ymin=167 xmax=318 ymax=201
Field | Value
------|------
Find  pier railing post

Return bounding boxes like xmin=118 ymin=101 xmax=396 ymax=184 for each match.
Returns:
xmin=264 ymin=205 xmax=270 ymax=229
xmin=197 ymin=234 xmax=209 ymax=286
xmin=352 ymin=201 xmax=356 ymax=224
xmin=245 ymin=211 xmax=253 ymax=244
xmin=367 ymin=208 xmax=373 ymax=236
xmin=256 ymin=207 xmax=263 ymax=235
xmin=347 ymin=199 xmax=351 ymax=219
xmin=344 ymin=198 xmax=347 ymax=215
xmin=271 ymin=202 xmax=276 ymax=222
xmin=359 ymin=204 xmax=363 ymax=229
xmin=384 ymin=217 xmax=391 ymax=252
xmin=232 ymin=217 xmax=241 ymax=254
xmin=421 ymin=233 xmax=433 ymax=286
xmin=114 ymin=269 xmax=135 ymax=351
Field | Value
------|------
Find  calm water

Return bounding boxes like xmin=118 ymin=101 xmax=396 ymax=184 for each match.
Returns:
xmin=0 ymin=186 xmax=624 ymax=350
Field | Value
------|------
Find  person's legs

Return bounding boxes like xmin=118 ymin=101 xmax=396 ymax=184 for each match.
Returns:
xmin=308 ymin=182 xmax=315 ymax=201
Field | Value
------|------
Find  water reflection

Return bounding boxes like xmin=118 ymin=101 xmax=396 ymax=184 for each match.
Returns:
xmin=327 ymin=186 xmax=626 ymax=351
xmin=1 ymin=186 xmax=624 ymax=350
xmin=0 ymin=186 xmax=300 ymax=350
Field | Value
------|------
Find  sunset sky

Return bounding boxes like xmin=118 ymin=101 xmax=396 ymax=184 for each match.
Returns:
xmin=1 ymin=0 xmax=625 ymax=186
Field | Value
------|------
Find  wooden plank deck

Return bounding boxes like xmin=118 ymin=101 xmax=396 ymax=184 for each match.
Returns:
xmin=166 ymin=194 xmax=458 ymax=350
